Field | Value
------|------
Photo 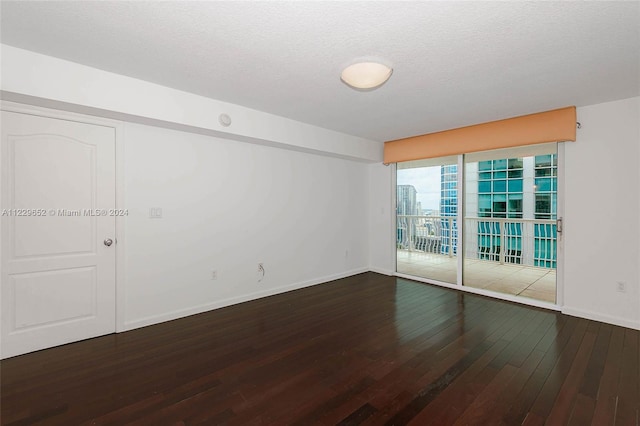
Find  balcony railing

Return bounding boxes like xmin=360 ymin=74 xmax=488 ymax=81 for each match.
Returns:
xmin=397 ymin=215 xmax=557 ymax=268
xmin=397 ymin=215 xmax=457 ymax=257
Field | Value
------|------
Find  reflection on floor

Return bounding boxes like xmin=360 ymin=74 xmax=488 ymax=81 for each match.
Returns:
xmin=397 ymin=250 xmax=556 ymax=303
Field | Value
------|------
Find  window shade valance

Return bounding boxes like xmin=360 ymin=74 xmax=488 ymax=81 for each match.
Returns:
xmin=383 ymin=106 xmax=576 ymax=164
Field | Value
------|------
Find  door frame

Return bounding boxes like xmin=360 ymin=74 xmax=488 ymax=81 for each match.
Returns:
xmin=0 ymin=100 xmax=127 ymax=333
xmin=393 ymin=147 xmax=565 ymax=312
xmin=555 ymin=142 xmax=565 ymax=308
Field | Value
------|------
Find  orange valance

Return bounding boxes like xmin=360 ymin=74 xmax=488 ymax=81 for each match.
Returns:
xmin=383 ymin=106 xmax=576 ymax=164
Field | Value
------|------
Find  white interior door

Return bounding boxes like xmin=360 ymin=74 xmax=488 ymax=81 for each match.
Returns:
xmin=1 ymin=111 xmax=116 ymax=358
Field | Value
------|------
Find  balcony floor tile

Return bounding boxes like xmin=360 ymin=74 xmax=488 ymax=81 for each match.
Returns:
xmin=397 ymin=249 xmax=556 ymax=304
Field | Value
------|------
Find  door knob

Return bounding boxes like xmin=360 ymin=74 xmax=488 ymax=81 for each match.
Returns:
xmin=104 ymin=238 xmax=113 ymax=247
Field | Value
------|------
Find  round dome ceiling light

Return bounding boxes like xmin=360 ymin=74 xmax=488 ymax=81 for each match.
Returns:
xmin=341 ymin=61 xmax=393 ymax=90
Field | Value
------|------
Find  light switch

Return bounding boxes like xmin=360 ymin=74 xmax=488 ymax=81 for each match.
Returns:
xmin=149 ymin=208 xmax=162 ymax=218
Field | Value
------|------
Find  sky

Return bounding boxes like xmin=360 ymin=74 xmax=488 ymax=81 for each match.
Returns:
xmin=397 ymin=166 xmax=441 ymax=210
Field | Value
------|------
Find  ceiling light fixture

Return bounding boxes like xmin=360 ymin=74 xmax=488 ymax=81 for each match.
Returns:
xmin=341 ymin=61 xmax=393 ymax=90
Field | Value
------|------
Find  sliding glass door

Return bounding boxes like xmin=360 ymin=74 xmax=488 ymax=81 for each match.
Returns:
xmin=395 ymin=143 xmax=559 ymax=305
xmin=396 ymin=157 xmax=459 ymax=284
xmin=463 ymin=144 xmax=558 ymax=303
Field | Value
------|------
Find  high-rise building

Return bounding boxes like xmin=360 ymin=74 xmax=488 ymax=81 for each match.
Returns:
xmin=532 ymin=154 xmax=558 ymax=268
xmin=440 ymin=165 xmax=458 ymax=254
xmin=397 ymin=185 xmax=418 ymax=248
xmin=397 ymin=185 xmax=417 ymax=216
xmin=440 ymin=165 xmax=458 ymax=217
xmin=474 ymin=154 xmax=557 ymax=268
xmin=439 ymin=155 xmax=557 ymax=268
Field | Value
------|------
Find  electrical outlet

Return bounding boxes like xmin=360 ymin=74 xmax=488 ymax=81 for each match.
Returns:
xmin=616 ymin=281 xmax=626 ymax=292
xmin=149 ymin=207 xmax=162 ymax=219
xmin=211 ymin=270 xmax=217 ymax=280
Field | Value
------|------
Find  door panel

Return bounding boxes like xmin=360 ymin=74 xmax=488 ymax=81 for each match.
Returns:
xmin=12 ymin=134 xmax=96 ymax=257
xmin=463 ymin=145 xmax=558 ymax=304
xmin=396 ymin=157 xmax=459 ymax=284
xmin=1 ymin=111 xmax=116 ymax=358
xmin=12 ymin=267 xmax=96 ymax=330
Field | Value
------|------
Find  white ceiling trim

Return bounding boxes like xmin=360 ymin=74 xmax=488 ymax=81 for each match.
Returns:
xmin=0 ymin=45 xmax=382 ymax=163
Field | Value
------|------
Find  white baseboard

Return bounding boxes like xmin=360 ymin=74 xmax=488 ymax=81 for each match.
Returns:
xmin=123 ymin=267 xmax=640 ymax=333
xmin=562 ymin=306 xmax=640 ymax=330
xmin=395 ymin=273 xmax=638 ymax=330
xmin=368 ymin=267 xmax=394 ymax=276
xmin=123 ymin=267 xmax=369 ymax=331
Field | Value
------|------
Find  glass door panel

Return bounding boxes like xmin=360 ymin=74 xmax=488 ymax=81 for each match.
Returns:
xmin=396 ymin=157 xmax=458 ymax=284
xmin=463 ymin=144 xmax=558 ymax=303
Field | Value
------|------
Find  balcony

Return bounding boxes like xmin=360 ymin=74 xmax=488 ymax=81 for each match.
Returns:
xmin=397 ymin=215 xmax=557 ymax=303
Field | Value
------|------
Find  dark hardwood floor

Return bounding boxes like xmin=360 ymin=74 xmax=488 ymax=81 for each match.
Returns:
xmin=1 ymin=272 xmax=638 ymax=425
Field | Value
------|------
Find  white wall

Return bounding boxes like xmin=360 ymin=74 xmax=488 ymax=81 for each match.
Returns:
xmin=368 ymin=163 xmax=395 ymax=275
xmin=368 ymin=96 xmax=640 ymax=329
xmin=0 ymin=44 xmax=378 ymax=330
xmin=563 ymin=96 xmax=640 ymax=328
xmin=3 ymin=44 xmax=638 ymax=331
xmin=1 ymin=45 xmax=382 ymax=162
xmin=0 ymin=45 xmax=378 ymax=332
xmin=123 ymin=122 xmax=369 ymax=329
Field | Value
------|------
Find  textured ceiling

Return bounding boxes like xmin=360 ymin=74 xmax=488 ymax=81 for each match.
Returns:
xmin=1 ymin=1 xmax=639 ymax=142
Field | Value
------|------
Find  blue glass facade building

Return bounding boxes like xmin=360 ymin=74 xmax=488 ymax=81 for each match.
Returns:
xmin=440 ymin=155 xmax=557 ymax=268
xmin=440 ymin=165 xmax=457 ymax=254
